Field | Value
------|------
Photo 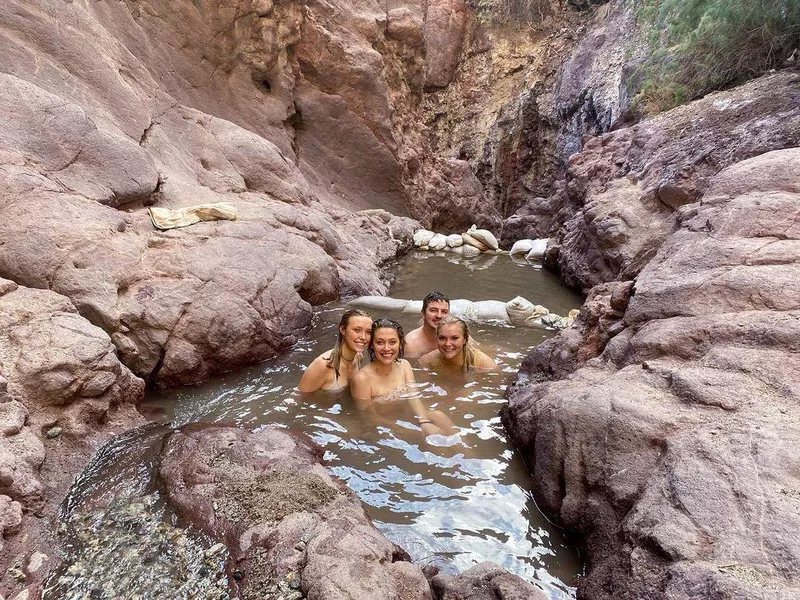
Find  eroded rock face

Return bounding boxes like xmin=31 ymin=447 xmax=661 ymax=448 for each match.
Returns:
xmin=0 ymin=0 xmax=430 ymax=386
xmin=0 ymin=279 xmax=144 ymax=597
xmin=504 ymin=148 xmax=800 ymax=600
xmin=550 ymin=71 xmax=800 ymax=291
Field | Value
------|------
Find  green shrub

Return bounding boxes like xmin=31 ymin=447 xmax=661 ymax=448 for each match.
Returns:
xmin=635 ymin=0 xmax=800 ymax=113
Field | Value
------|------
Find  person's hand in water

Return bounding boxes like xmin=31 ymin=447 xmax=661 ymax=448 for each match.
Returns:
xmin=416 ymin=416 xmax=445 ymax=436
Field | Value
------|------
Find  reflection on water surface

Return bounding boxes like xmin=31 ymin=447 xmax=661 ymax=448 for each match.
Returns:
xmin=144 ymin=251 xmax=585 ymax=598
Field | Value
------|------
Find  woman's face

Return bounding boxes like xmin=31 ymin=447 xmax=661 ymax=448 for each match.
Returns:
xmin=341 ymin=316 xmax=372 ymax=354
xmin=437 ymin=323 xmax=466 ymax=361
xmin=371 ymin=327 xmax=401 ymax=364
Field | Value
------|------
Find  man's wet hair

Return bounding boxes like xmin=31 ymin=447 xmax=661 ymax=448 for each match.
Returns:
xmin=422 ymin=291 xmax=450 ymax=311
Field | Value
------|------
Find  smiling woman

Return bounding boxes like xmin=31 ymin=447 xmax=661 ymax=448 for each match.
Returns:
xmin=421 ymin=316 xmax=498 ymax=372
xmin=297 ymin=309 xmax=373 ymax=393
xmin=351 ymin=318 xmax=454 ymax=437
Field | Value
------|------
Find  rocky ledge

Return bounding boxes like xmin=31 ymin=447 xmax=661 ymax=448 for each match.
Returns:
xmin=158 ymin=424 xmax=548 ymax=600
xmin=504 ymin=146 xmax=800 ymax=599
xmin=0 ymin=279 xmax=145 ymax=597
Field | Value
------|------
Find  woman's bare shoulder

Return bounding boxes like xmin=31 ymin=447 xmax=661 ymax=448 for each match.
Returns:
xmin=473 ymin=348 xmax=498 ymax=370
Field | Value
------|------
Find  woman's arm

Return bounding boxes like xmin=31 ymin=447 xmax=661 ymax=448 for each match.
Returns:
xmin=298 ymin=356 xmax=330 ymax=393
xmin=401 ymin=359 xmax=415 ymax=384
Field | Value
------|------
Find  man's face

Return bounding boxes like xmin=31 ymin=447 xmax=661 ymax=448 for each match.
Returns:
xmin=423 ymin=300 xmax=449 ymax=330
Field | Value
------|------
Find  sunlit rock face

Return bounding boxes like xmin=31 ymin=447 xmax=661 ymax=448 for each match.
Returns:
xmin=0 ymin=1 xmax=430 ymax=387
xmin=505 ymin=146 xmax=800 ymax=600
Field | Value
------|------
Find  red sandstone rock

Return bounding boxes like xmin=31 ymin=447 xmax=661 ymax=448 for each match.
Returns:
xmin=551 ymin=71 xmax=800 ymax=291
xmin=504 ymin=148 xmax=800 ymax=600
xmin=159 ymin=424 xmax=434 ymax=600
xmin=0 ymin=280 xmax=145 ymax=596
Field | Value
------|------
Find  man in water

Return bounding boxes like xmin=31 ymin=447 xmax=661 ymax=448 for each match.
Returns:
xmin=405 ymin=291 xmax=450 ymax=358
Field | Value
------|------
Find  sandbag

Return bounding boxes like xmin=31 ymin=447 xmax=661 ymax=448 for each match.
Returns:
xmin=446 ymin=234 xmax=464 ymax=248
xmin=428 ymin=233 xmax=448 ymax=251
xmin=525 ymin=238 xmax=549 ymax=260
xmin=448 ymin=299 xmax=476 ymax=319
xmin=505 ymin=296 xmax=549 ymax=325
xmin=510 ymin=239 xmax=534 ymax=256
xmin=461 ymin=244 xmax=481 ymax=258
xmin=403 ymin=300 xmax=424 ymax=313
xmin=472 ymin=300 xmax=510 ymax=323
xmin=349 ymin=296 xmax=409 ymax=311
xmin=466 ymin=225 xmax=499 ymax=250
xmin=562 ymin=309 xmax=579 ymax=328
xmin=413 ymin=229 xmax=435 ymax=247
xmin=539 ymin=313 xmax=566 ymax=329
xmin=461 ymin=233 xmax=488 ymax=251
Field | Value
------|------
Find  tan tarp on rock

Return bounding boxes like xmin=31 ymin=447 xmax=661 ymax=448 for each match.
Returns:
xmin=148 ymin=202 xmax=237 ymax=230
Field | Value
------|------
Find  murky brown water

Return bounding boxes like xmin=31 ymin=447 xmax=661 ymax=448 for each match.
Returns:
xmin=143 ymin=251 xmax=585 ymax=598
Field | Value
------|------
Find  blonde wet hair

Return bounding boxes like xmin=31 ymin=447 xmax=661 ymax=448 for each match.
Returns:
xmin=436 ymin=316 xmax=477 ymax=372
xmin=327 ymin=309 xmax=372 ymax=380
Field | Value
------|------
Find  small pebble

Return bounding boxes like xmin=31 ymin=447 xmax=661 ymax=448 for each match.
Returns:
xmin=46 ymin=427 xmax=63 ymax=439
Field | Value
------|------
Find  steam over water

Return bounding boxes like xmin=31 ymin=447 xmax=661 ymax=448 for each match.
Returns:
xmin=142 ymin=252 xmax=584 ymax=598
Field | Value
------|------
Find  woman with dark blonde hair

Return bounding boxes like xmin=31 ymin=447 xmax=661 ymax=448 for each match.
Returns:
xmin=420 ymin=316 xmax=498 ymax=372
xmin=298 ymin=309 xmax=372 ymax=393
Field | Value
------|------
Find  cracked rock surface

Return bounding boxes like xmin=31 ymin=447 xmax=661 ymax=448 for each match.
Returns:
xmin=504 ymin=146 xmax=800 ymax=600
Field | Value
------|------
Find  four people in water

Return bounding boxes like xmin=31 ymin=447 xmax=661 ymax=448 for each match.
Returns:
xmin=299 ymin=292 xmax=498 ymax=438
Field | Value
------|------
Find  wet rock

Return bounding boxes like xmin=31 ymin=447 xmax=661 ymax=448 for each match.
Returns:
xmin=505 ymin=148 xmax=800 ymax=600
xmin=430 ymin=562 xmax=548 ymax=599
xmin=0 ymin=282 xmax=145 ymax=594
xmin=159 ymin=425 xmax=434 ymax=600
xmin=45 ymin=496 xmax=229 ymax=600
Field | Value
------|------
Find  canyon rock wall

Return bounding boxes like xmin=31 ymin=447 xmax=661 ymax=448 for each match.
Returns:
xmin=0 ymin=0 xmax=429 ymax=388
xmin=504 ymin=108 xmax=800 ymax=599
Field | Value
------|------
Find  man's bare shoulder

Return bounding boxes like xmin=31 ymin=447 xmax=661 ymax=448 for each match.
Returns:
xmin=405 ymin=327 xmax=424 ymax=341
xmin=404 ymin=327 xmax=427 ymax=357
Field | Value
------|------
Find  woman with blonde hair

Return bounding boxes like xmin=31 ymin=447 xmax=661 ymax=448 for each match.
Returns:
xmin=420 ymin=316 xmax=498 ymax=372
xmin=298 ymin=309 xmax=372 ymax=393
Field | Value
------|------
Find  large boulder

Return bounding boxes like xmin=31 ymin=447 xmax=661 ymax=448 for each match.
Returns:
xmin=503 ymin=148 xmax=800 ymax=599
xmin=158 ymin=424 xmax=534 ymax=600
xmin=0 ymin=280 xmax=144 ymax=597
